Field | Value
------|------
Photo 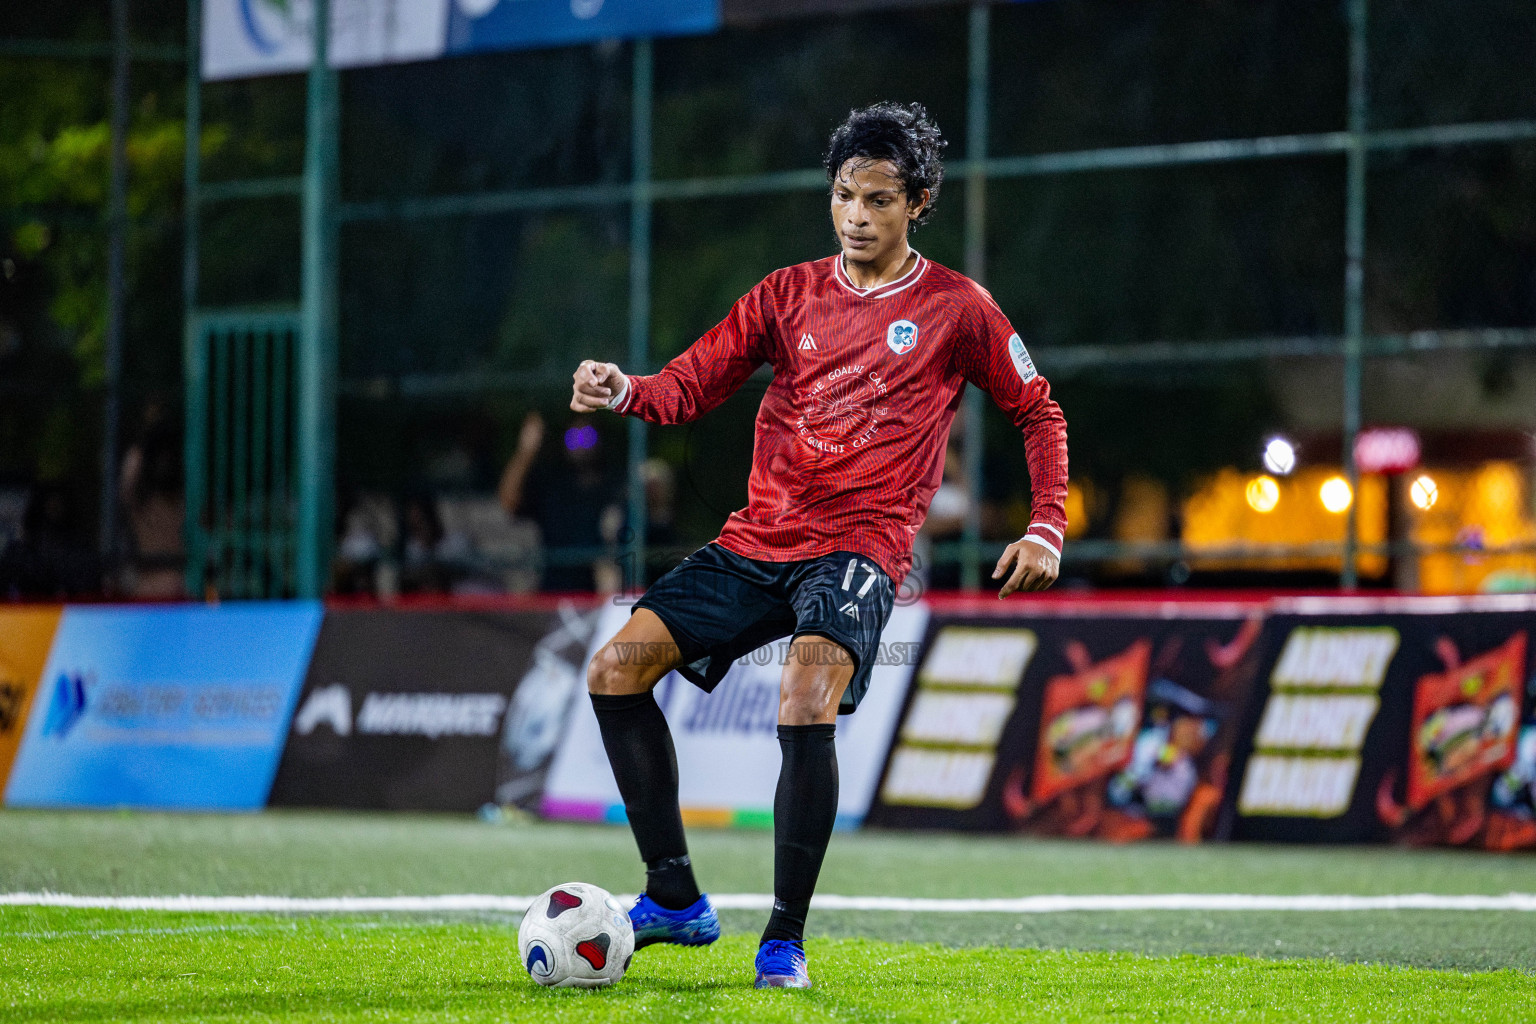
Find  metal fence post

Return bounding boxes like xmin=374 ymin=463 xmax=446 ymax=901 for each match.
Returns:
xmin=626 ymin=39 xmax=653 ymax=592
xmin=297 ymin=0 xmax=339 ymax=598
xmin=100 ymin=0 xmax=130 ymax=561
xmin=182 ymin=0 xmax=205 ymax=598
xmin=960 ymin=2 xmax=990 ymax=591
xmin=1341 ymin=0 xmax=1369 ymax=589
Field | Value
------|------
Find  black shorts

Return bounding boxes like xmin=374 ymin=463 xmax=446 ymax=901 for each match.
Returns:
xmin=633 ymin=543 xmax=896 ymax=714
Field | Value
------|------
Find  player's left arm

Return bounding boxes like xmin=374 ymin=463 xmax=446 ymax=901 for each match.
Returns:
xmin=951 ymin=289 xmax=1069 ymax=598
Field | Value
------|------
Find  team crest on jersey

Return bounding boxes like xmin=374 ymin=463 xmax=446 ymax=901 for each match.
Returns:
xmin=886 ymin=320 xmax=919 ymax=355
xmin=1008 ymin=334 xmax=1038 ymax=384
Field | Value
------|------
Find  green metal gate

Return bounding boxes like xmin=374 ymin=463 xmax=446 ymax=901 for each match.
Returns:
xmin=185 ymin=310 xmax=301 ymax=599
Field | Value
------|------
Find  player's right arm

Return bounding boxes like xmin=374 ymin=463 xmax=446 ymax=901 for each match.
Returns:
xmin=569 ymin=283 xmax=772 ymax=423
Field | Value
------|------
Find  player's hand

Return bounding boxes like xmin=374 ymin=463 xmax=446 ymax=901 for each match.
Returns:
xmin=571 ymin=360 xmax=627 ymax=412
xmin=992 ymin=538 xmax=1059 ymax=598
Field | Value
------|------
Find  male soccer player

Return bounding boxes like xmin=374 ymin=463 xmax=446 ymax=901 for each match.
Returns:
xmin=570 ymin=102 xmax=1068 ymax=989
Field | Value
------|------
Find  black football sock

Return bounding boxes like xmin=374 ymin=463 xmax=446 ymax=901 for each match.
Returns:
xmin=762 ymin=723 xmax=838 ymax=944
xmin=589 ymin=691 xmax=700 ymax=911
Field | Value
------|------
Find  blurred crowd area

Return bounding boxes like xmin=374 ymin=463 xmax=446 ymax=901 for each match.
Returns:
xmin=3 ymin=0 xmax=1536 ymax=600
xmin=7 ymin=394 xmax=1532 ymax=600
xmin=0 ymin=403 xmax=658 ymax=600
xmin=0 ymin=395 xmax=1027 ymax=600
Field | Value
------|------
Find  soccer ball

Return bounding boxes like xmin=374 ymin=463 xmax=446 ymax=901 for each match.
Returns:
xmin=518 ymin=882 xmax=635 ymax=989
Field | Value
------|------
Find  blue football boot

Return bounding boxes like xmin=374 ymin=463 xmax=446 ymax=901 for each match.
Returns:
xmin=754 ymin=939 xmax=811 ymax=989
xmin=629 ymin=893 xmax=720 ymax=950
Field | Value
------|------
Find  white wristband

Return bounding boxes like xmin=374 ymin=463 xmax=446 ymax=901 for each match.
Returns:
xmin=605 ymin=376 xmax=630 ymax=412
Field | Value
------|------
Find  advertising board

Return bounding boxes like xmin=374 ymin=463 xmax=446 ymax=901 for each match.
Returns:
xmin=1221 ymin=596 xmax=1536 ymax=848
xmin=4 ymin=604 xmax=322 ymax=810
xmin=269 ymin=602 xmax=599 ymax=811
xmin=867 ymin=604 xmax=1265 ymax=842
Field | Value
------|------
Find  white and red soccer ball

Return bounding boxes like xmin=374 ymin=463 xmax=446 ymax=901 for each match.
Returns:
xmin=518 ymin=882 xmax=636 ymax=989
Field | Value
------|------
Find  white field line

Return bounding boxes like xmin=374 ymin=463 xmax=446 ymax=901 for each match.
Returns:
xmin=4 ymin=892 xmax=1536 ymax=913
xmin=12 ymin=921 xmax=388 ymax=941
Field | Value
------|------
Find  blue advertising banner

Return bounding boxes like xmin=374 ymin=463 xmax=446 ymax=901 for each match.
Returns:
xmin=203 ymin=0 xmax=721 ymax=81
xmin=447 ymin=0 xmax=719 ymax=57
xmin=3 ymin=603 xmax=323 ymax=810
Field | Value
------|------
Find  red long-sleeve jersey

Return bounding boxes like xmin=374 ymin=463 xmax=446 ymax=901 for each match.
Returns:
xmin=614 ymin=252 xmax=1068 ymax=586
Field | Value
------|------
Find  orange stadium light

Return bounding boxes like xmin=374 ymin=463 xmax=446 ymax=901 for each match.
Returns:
xmin=1410 ymin=474 xmax=1438 ymax=511
xmin=1245 ymin=475 xmax=1280 ymax=513
xmin=1320 ymin=476 xmax=1353 ymax=513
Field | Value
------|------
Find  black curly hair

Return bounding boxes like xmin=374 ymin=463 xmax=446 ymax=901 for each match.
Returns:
xmin=824 ymin=101 xmax=947 ymax=229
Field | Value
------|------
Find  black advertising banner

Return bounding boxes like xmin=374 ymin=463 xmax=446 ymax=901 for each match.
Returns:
xmin=269 ymin=603 xmax=599 ymax=812
xmin=1220 ymin=599 xmax=1536 ymax=849
xmin=867 ymin=606 xmax=1266 ymax=841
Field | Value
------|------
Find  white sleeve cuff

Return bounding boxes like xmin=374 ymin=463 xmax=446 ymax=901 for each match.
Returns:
xmin=1022 ymin=534 xmax=1062 ymax=560
xmin=1030 ymin=522 xmax=1064 ymax=542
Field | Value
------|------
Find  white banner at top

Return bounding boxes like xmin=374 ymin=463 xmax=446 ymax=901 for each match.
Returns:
xmin=203 ymin=0 xmax=450 ymax=81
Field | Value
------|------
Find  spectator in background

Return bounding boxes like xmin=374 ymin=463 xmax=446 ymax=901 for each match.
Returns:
xmin=0 ymin=482 xmax=100 ymax=599
xmin=333 ymin=486 xmax=390 ymax=597
xmin=118 ymin=401 xmax=185 ymax=599
xmin=640 ymin=457 xmax=680 ymax=586
xmin=398 ymin=491 xmax=471 ymax=595
xmin=498 ymin=411 xmax=624 ymax=593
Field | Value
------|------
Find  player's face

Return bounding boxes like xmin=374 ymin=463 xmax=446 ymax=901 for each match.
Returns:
xmin=830 ymin=159 xmax=928 ymax=270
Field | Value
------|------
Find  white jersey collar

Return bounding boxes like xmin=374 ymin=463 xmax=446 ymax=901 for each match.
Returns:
xmin=833 ymin=249 xmax=928 ymax=300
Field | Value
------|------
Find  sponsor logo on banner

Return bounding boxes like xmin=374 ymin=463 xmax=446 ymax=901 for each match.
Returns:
xmin=41 ymin=672 xmax=90 ymax=738
xmin=4 ymin=605 xmax=321 ymax=810
xmin=1029 ymin=641 xmax=1150 ymax=805
xmin=678 ymin=676 xmax=779 ymax=735
xmin=1404 ymin=632 xmax=1524 ymax=810
xmin=1364 ymin=631 xmax=1529 ymax=844
xmin=293 ymin=685 xmax=508 ymax=739
xmin=295 ymin=684 xmax=352 ymax=736
xmin=882 ymin=748 xmax=996 ymax=808
xmin=359 ymin=691 xmax=506 ymax=737
xmin=0 ymin=607 xmax=63 ymax=795
xmin=236 ymin=0 xmax=303 ymax=55
xmin=1269 ymin=626 xmax=1399 ymax=689
xmin=1238 ymin=627 xmax=1398 ymax=817
xmin=879 ymin=627 xmax=1037 ymax=810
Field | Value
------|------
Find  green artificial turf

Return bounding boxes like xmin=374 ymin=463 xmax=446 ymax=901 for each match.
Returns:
xmin=4 ymin=809 xmax=1534 ymax=900
xmin=4 ymin=809 xmax=1536 ymax=1021
xmin=5 ymin=921 xmax=1535 ymax=1023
